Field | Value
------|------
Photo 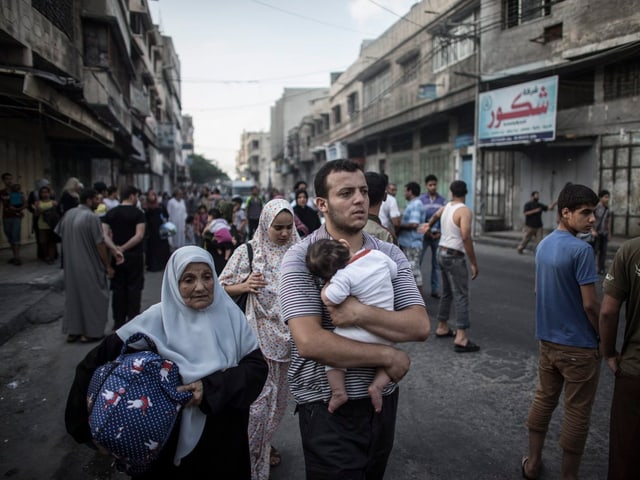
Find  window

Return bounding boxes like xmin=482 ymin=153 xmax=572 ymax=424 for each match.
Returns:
xmin=33 ymin=0 xmax=74 ymax=39
xmin=84 ymin=21 xmax=110 ymax=68
xmin=251 ymin=140 xmax=260 ymax=150
xmin=332 ymin=105 xmax=342 ymax=125
xmin=420 ymin=122 xmax=449 ymax=147
xmin=558 ymin=70 xmax=594 ymax=109
xmin=432 ymin=13 xmax=476 ymax=72
xmin=390 ymin=133 xmax=413 ymax=153
xmin=322 ymin=114 xmax=330 ymax=131
xmin=543 ymin=23 xmax=563 ymax=42
xmin=503 ymin=0 xmax=554 ymax=29
xmin=347 ymin=92 xmax=359 ymax=117
xmin=400 ymin=55 xmax=419 ymax=83
xmin=604 ymin=57 xmax=640 ymax=101
xmin=363 ymin=68 xmax=392 ymax=107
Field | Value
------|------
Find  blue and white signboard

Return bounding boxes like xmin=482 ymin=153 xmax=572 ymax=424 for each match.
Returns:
xmin=478 ymin=75 xmax=558 ymax=146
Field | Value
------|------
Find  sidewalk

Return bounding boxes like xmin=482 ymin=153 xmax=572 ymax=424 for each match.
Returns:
xmin=475 ymin=229 xmax=626 ymax=257
xmin=0 ymin=242 xmax=64 ymax=345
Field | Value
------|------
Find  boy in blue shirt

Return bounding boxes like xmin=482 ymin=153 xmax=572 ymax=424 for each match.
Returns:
xmin=522 ymin=183 xmax=600 ymax=480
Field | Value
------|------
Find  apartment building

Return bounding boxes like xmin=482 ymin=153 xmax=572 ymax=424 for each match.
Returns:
xmin=236 ymin=130 xmax=271 ymax=189
xmin=270 ymin=87 xmax=329 ymax=195
xmin=0 ymin=0 xmax=183 ymax=246
xmin=294 ymin=0 xmax=479 ymax=211
xmin=479 ymin=0 xmax=640 ymax=236
xmin=283 ymin=0 xmax=639 ymax=237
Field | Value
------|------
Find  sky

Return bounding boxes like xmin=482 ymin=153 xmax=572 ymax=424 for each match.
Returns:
xmin=149 ymin=0 xmax=418 ymax=177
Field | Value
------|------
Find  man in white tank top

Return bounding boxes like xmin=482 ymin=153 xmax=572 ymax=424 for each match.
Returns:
xmin=420 ymin=180 xmax=480 ymax=353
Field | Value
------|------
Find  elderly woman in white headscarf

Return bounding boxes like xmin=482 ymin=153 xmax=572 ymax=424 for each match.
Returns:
xmin=219 ymin=198 xmax=300 ymax=479
xmin=66 ymin=246 xmax=268 ymax=478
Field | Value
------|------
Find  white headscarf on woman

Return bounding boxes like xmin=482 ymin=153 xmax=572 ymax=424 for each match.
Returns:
xmin=219 ymin=198 xmax=300 ymax=361
xmin=117 ymin=246 xmax=259 ymax=465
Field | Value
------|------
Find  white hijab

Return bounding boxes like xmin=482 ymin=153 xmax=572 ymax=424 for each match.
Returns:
xmin=117 ymin=246 xmax=259 ymax=465
xmin=219 ymin=199 xmax=299 ymax=361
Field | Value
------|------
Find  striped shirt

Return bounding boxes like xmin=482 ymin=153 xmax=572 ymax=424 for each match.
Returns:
xmin=279 ymin=225 xmax=425 ymax=404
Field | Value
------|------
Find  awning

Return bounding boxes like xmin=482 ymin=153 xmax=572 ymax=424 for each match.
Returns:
xmin=22 ymin=73 xmax=115 ymax=145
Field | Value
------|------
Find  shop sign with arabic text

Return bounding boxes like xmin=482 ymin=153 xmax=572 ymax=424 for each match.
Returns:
xmin=478 ymin=75 xmax=558 ymax=146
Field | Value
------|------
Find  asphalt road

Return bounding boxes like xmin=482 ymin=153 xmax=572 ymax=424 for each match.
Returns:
xmin=0 ymin=243 xmax=615 ymax=479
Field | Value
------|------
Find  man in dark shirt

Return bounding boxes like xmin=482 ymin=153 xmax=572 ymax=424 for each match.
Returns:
xmin=244 ymin=186 xmax=263 ymax=240
xmin=102 ymin=185 xmax=146 ymax=329
xmin=517 ymin=191 xmax=556 ymax=254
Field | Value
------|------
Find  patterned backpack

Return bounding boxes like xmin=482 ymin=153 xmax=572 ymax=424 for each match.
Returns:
xmin=87 ymin=333 xmax=192 ymax=475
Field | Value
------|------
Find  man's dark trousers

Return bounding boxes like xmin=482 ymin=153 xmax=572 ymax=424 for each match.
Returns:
xmin=297 ymin=388 xmax=398 ymax=480
xmin=111 ymin=251 xmax=144 ymax=329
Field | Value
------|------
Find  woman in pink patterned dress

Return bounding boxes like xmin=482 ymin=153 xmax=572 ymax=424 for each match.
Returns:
xmin=219 ymin=199 xmax=300 ymax=480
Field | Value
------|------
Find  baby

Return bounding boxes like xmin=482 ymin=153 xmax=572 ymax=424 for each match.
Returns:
xmin=306 ymin=238 xmax=397 ymax=413
xmin=10 ymin=183 xmax=24 ymax=209
xmin=204 ymin=208 xmax=234 ymax=261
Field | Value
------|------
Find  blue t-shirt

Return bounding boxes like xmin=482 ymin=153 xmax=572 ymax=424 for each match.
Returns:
xmin=419 ymin=192 xmax=447 ymax=232
xmin=535 ymin=229 xmax=599 ymax=348
xmin=398 ymin=198 xmax=424 ymax=248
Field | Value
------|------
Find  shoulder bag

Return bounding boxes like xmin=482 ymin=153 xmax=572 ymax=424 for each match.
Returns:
xmin=232 ymin=242 xmax=253 ymax=313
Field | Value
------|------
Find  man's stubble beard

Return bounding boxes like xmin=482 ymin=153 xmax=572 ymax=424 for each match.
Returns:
xmin=324 ymin=209 xmax=366 ymax=236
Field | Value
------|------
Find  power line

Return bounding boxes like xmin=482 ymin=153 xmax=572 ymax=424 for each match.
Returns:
xmin=365 ymin=0 xmax=425 ymax=28
xmin=185 ymin=87 xmax=329 ymax=112
xmin=167 ymin=68 xmax=348 ymax=85
xmin=248 ymin=0 xmax=374 ymax=35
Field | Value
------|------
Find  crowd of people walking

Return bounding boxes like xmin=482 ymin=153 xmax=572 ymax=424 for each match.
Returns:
xmin=1 ymin=164 xmax=636 ymax=480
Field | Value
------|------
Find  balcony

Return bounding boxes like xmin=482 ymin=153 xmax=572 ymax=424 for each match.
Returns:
xmin=82 ymin=0 xmax=131 ymax=57
xmin=130 ymin=83 xmax=150 ymax=117
xmin=128 ymin=0 xmax=149 ymax=14
xmin=83 ymin=68 xmax=132 ymax=134
xmin=132 ymin=34 xmax=155 ymax=85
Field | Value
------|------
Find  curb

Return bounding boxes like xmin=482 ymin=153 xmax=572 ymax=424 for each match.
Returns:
xmin=0 ymin=278 xmax=65 ymax=347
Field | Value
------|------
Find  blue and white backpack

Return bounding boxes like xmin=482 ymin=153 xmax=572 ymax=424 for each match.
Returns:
xmin=86 ymin=333 xmax=192 ymax=475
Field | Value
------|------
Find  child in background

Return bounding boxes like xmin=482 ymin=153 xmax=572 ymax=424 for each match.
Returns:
xmin=193 ymin=204 xmax=209 ymax=247
xmin=10 ymin=183 xmax=24 ymax=213
xmin=185 ymin=215 xmax=195 ymax=246
xmin=305 ymin=238 xmax=398 ymax=413
xmin=203 ymin=208 xmax=234 ymax=274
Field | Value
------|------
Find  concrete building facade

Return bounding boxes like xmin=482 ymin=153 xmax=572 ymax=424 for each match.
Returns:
xmin=269 ymin=87 xmax=329 ymax=195
xmin=279 ymin=0 xmax=639 ymax=237
xmin=479 ymin=0 xmax=640 ymax=236
xmin=0 ymin=0 xmax=184 ymax=248
xmin=236 ymin=130 xmax=271 ymax=189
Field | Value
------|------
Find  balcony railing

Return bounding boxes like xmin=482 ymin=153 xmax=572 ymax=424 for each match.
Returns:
xmin=83 ymin=68 xmax=132 ymax=134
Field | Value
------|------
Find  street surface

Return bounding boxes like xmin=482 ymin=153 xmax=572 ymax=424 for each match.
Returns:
xmin=0 ymin=243 xmax=614 ymax=479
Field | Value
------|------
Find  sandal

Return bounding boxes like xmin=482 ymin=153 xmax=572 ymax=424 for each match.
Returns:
xmin=521 ymin=456 xmax=537 ymax=480
xmin=66 ymin=334 xmax=80 ymax=343
xmin=270 ymin=445 xmax=281 ymax=468
xmin=454 ymin=340 xmax=480 ymax=353
xmin=435 ymin=329 xmax=455 ymax=338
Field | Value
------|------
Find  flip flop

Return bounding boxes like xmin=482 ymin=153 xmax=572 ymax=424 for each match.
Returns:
xmin=521 ymin=456 xmax=537 ymax=480
xmin=454 ymin=340 xmax=480 ymax=353
xmin=435 ymin=329 xmax=455 ymax=338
